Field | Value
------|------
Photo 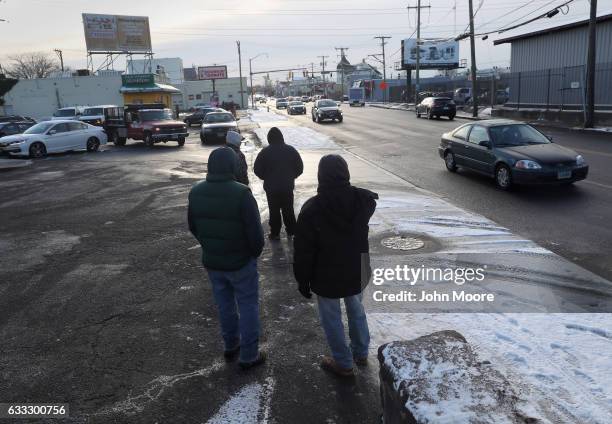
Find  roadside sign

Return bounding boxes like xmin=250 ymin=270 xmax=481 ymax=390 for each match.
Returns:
xmin=379 ymin=81 xmax=388 ymax=90
xmin=197 ymin=66 xmax=228 ymax=80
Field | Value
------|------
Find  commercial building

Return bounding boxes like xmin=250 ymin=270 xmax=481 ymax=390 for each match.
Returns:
xmin=493 ymin=13 xmax=612 ymax=112
xmin=127 ymin=57 xmax=184 ymax=85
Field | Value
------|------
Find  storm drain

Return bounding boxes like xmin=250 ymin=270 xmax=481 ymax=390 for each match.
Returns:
xmin=381 ymin=235 xmax=425 ymax=251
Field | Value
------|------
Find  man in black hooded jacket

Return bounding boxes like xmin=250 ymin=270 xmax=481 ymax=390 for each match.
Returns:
xmin=254 ymin=127 xmax=304 ymax=240
xmin=293 ymin=154 xmax=378 ymax=377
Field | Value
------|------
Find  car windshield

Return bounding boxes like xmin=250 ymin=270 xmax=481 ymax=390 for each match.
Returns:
xmin=55 ymin=109 xmax=76 ymax=117
xmin=205 ymin=113 xmax=234 ymax=123
xmin=277 ymin=99 xmax=287 ymax=103
xmin=138 ymin=110 xmax=173 ymax=121
xmin=290 ymin=102 xmax=303 ymax=106
xmin=24 ymin=122 xmax=54 ymax=134
xmin=318 ymin=100 xmax=336 ymax=107
xmin=83 ymin=107 xmax=104 ymax=115
xmin=489 ymin=124 xmax=551 ymax=147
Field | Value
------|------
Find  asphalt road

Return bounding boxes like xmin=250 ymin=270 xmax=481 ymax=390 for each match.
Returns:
xmin=274 ymin=103 xmax=612 ymax=282
xmin=0 ymin=132 xmax=380 ymax=423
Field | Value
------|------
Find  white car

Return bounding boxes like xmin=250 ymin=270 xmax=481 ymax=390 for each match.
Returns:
xmin=0 ymin=120 xmax=107 ymax=158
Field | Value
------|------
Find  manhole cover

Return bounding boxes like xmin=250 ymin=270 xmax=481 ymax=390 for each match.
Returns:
xmin=381 ymin=236 xmax=425 ymax=251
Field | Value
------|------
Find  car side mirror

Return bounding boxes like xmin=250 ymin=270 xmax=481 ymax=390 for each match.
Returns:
xmin=49 ymin=129 xmax=57 ymax=135
xmin=479 ymin=140 xmax=492 ymax=148
xmin=546 ymin=135 xmax=553 ymax=141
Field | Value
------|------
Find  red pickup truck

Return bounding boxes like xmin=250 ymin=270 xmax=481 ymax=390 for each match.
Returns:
xmin=104 ymin=104 xmax=189 ymax=147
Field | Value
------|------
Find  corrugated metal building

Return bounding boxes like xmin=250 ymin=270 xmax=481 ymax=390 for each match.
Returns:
xmin=494 ymin=13 xmax=612 ymax=109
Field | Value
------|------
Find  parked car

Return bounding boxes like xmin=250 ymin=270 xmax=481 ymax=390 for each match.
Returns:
xmin=183 ymin=107 xmax=223 ymax=127
xmin=0 ymin=120 xmax=107 ymax=159
xmin=311 ymin=99 xmax=343 ymax=123
xmin=0 ymin=121 xmax=36 ymax=138
xmin=301 ymin=96 xmax=310 ymax=102
xmin=275 ymin=98 xmax=289 ymax=109
xmin=438 ymin=120 xmax=589 ymax=190
xmin=0 ymin=115 xmax=36 ymax=124
xmin=454 ymin=87 xmax=472 ymax=105
xmin=287 ymin=101 xmax=306 ymax=115
xmin=416 ymin=97 xmax=456 ymax=120
xmin=200 ymin=112 xmax=239 ymax=145
xmin=342 ymin=94 xmax=349 ymax=102
xmin=103 ymin=104 xmax=188 ymax=147
xmin=52 ymin=106 xmax=84 ymax=120
xmin=79 ymin=105 xmax=119 ymax=126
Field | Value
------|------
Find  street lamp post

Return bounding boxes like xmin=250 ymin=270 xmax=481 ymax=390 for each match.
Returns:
xmin=249 ymin=53 xmax=268 ymax=108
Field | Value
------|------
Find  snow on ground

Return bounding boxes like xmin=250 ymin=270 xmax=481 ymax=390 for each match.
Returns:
xmin=254 ymin=126 xmax=339 ymax=150
xmin=245 ymin=109 xmax=288 ymax=123
xmin=370 ymin=313 xmax=612 ymax=423
xmin=206 ymin=378 xmax=275 ymax=424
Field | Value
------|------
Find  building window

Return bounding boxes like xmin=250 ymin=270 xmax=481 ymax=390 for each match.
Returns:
xmin=188 ymin=95 xmax=194 ymax=100
xmin=196 ymin=94 xmax=202 ymax=100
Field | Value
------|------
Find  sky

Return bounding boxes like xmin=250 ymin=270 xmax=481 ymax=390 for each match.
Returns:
xmin=1 ymin=0 xmax=611 ymax=84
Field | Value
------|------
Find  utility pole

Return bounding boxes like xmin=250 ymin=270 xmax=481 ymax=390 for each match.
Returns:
xmin=335 ymin=47 xmax=349 ymax=99
xmin=236 ymin=41 xmax=245 ymax=109
xmin=468 ymin=0 xmax=478 ymax=117
xmin=407 ymin=1 xmax=430 ymax=106
xmin=54 ymin=49 xmax=64 ymax=72
xmin=584 ymin=0 xmax=597 ymax=128
xmin=309 ymin=62 xmax=315 ymax=96
xmin=318 ymin=55 xmax=329 ymax=97
xmin=374 ymin=36 xmax=391 ymax=103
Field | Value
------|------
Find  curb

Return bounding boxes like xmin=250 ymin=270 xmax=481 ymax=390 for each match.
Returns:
xmin=368 ymin=103 xmax=483 ymax=121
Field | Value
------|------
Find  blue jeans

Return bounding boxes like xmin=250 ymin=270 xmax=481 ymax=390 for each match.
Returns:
xmin=317 ymin=293 xmax=370 ymax=369
xmin=207 ymin=259 xmax=260 ymax=363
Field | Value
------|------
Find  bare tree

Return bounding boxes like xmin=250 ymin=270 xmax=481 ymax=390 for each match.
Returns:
xmin=5 ymin=52 xmax=60 ymax=79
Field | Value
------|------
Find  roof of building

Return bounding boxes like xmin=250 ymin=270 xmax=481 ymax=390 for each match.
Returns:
xmin=120 ymin=83 xmax=181 ymax=94
xmin=494 ymin=13 xmax=612 ymax=45
xmin=336 ymin=55 xmax=354 ymax=71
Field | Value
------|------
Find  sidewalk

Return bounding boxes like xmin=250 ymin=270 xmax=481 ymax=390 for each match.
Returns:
xmin=237 ymin=109 xmax=612 ymax=423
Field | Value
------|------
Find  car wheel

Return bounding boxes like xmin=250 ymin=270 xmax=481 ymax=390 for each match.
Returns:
xmin=312 ymin=114 xmax=316 ymax=122
xmin=178 ymin=137 xmax=185 ymax=147
xmin=29 ymin=142 xmax=47 ymax=159
xmin=495 ymin=164 xmax=512 ymax=190
xmin=338 ymin=116 xmax=343 ymax=123
xmin=416 ymin=109 xmax=420 ymax=118
xmin=144 ymin=132 xmax=154 ymax=147
xmin=200 ymin=134 xmax=207 ymax=145
xmin=444 ymin=151 xmax=457 ymax=172
xmin=86 ymin=137 xmax=100 ymax=152
xmin=448 ymin=114 xmax=455 ymax=121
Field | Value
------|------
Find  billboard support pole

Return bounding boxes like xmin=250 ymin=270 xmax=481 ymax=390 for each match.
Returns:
xmin=407 ymin=1 xmax=431 ymax=105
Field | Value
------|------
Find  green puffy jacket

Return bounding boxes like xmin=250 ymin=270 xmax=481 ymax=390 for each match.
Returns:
xmin=188 ymin=147 xmax=264 ymax=271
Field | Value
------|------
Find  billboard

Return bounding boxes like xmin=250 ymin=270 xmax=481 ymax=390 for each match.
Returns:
xmin=197 ymin=66 xmax=228 ymax=80
xmin=402 ymin=39 xmax=459 ymax=69
xmin=83 ymin=14 xmax=152 ymax=52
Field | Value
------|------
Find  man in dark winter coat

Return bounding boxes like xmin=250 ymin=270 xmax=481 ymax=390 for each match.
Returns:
xmin=188 ymin=147 xmax=266 ymax=370
xmin=226 ymin=130 xmax=249 ymax=185
xmin=254 ymin=127 xmax=303 ymax=240
xmin=293 ymin=154 xmax=378 ymax=377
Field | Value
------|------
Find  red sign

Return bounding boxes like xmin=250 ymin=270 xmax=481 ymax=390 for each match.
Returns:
xmin=379 ymin=81 xmax=388 ymax=90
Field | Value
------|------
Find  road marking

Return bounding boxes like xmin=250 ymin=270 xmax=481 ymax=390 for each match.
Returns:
xmin=583 ymin=180 xmax=612 ymax=190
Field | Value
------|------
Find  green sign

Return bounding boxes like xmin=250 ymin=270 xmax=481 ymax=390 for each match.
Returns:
xmin=121 ymin=74 xmax=155 ymax=87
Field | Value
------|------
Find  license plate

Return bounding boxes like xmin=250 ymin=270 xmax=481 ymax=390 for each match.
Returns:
xmin=557 ymin=170 xmax=572 ymax=179
xmin=444 ymin=106 xmax=449 ymax=110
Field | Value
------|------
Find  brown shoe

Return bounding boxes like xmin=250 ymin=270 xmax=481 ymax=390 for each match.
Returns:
xmin=354 ymin=356 xmax=368 ymax=367
xmin=320 ymin=356 xmax=354 ymax=378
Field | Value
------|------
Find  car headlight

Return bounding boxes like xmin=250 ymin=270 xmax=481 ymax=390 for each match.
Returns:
xmin=154 ymin=127 xmax=160 ymax=132
xmin=515 ymin=160 xmax=542 ymax=170
xmin=576 ymin=155 xmax=585 ymax=166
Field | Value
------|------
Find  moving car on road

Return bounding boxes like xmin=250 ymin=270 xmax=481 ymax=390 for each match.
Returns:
xmin=416 ymin=97 xmax=456 ymax=120
xmin=438 ymin=120 xmax=589 ymax=190
xmin=275 ymin=98 xmax=289 ymax=109
xmin=103 ymin=104 xmax=188 ymax=147
xmin=287 ymin=101 xmax=306 ymax=115
xmin=311 ymin=99 xmax=343 ymax=123
xmin=0 ymin=121 xmax=35 ymax=138
xmin=0 ymin=120 xmax=107 ymax=159
xmin=200 ymin=111 xmax=239 ymax=145
xmin=183 ymin=107 xmax=223 ymax=127
xmin=301 ymin=95 xmax=310 ymax=102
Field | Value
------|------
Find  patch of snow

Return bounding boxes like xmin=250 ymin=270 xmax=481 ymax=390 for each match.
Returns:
xmin=370 ymin=313 xmax=612 ymax=423
xmin=254 ymin=127 xmax=339 ymax=150
xmin=206 ymin=377 xmax=275 ymax=424
xmin=246 ymin=109 xmax=288 ymax=123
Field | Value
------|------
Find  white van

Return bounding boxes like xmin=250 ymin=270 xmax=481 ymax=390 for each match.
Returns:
xmin=52 ymin=106 xmax=84 ymax=120
xmin=79 ymin=105 xmax=119 ymax=126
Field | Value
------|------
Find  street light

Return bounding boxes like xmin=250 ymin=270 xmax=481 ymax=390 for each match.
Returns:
xmin=249 ymin=53 xmax=268 ymax=108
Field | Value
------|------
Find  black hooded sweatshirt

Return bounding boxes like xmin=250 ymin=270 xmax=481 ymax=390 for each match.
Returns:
xmin=254 ymin=127 xmax=304 ymax=193
xmin=293 ymin=155 xmax=378 ymax=298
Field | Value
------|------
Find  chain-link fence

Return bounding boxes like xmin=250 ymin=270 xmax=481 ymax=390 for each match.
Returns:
xmin=501 ymin=62 xmax=612 ymax=111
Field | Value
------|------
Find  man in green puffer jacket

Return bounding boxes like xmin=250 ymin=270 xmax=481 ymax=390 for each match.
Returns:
xmin=188 ymin=146 xmax=266 ymax=370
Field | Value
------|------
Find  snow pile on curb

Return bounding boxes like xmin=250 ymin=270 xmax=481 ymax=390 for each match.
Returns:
xmin=370 ymin=313 xmax=612 ymax=423
xmin=254 ymin=127 xmax=339 ymax=150
xmin=246 ymin=109 xmax=288 ymax=123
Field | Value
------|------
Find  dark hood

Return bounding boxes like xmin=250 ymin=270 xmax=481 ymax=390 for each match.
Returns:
xmin=267 ymin=127 xmax=285 ymax=145
xmin=206 ymin=147 xmax=237 ymax=182
xmin=316 ymin=155 xmax=378 ymax=232
xmin=498 ymin=143 xmax=577 ymax=164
